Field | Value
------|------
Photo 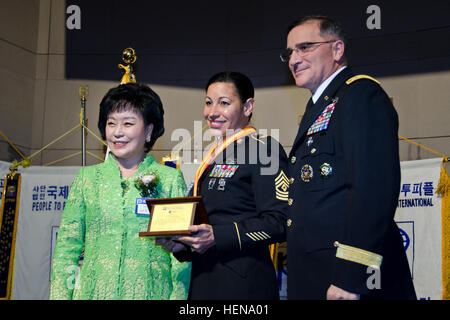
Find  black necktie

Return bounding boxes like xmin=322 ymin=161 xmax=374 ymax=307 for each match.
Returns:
xmin=304 ymin=97 xmax=314 ymax=116
xmin=299 ymin=97 xmax=314 ymax=130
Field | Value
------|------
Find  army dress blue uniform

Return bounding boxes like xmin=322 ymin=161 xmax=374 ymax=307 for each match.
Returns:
xmin=286 ymin=67 xmax=416 ymax=299
xmin=175 ymin=133 xmax=289 ymax=300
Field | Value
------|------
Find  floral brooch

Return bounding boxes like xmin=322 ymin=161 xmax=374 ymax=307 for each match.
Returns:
xmin=134 ymin=171 xmax=159 ymax=198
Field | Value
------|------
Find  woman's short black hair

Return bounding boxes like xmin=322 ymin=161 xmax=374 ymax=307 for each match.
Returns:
xmin=205 ymin=71 xmax=254 ymax=122
xmin=98 ymin=83 xmax=164 ymax=152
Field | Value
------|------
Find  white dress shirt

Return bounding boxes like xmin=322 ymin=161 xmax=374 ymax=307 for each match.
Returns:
xmin=312 ymin=66 xmax=347 ymax=104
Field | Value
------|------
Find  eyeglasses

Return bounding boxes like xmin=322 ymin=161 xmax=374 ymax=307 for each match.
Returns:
xmin=280 ymin=40 xmax=337 ymax=62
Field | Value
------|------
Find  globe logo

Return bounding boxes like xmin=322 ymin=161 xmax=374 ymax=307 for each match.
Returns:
xmin=398 ymin=227 xmax=410 ymax=251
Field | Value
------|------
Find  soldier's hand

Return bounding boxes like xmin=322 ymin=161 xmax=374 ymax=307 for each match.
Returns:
xmin=155 ymin=237 xmax=187 ymax=253
xmin=177 ymin=224 xmax=215 ymax=254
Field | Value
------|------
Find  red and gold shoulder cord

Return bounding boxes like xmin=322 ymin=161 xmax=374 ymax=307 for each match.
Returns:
xmin=193 ymin=126 xmax=256 ymax=196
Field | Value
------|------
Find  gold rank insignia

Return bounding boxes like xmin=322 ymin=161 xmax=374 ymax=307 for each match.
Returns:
xmin=334 ymin=241 xmax=383 ymax=269
xmin=246 ymin=231 xmax=272 ymax=241
xmin=345 ymin=74 xmax=380 ymax=85
xmin=275 ymin=170 xmax=289 ymax=201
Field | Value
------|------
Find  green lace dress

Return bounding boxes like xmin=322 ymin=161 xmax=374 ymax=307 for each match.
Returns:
xmin=50 ymin=155 xmax=191 ymax=300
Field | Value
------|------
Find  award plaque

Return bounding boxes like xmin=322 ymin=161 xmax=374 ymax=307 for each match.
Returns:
xmin=139 ymin=196 xmax=209 ymax=237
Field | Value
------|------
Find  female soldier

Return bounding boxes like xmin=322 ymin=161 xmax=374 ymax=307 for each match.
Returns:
xmin=161 ymin=71 xmax=289 ymax=300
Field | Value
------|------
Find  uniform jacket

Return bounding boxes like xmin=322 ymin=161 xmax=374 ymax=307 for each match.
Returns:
xmin=175 ymin=133 xmax=289 ymax=299
xmin=286 ymin=67 xmax=416 ymax=299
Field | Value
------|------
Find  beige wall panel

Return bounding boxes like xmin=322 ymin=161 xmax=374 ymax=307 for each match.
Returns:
xmin=0 ymin=67 xmax=34 ymax=149
xmin=149 ymin=85 xmax=205 ymax=157
xmin=380 ymin=75 xmax=419 ymax=138
xmin=253 ymin=86 xmax=310 ymax=147
xmin=0 ymin=0 xmax=39 ymax=52
xmin=382 ymin=72 xmax=450 ymax=160
xmin=31 ymin=79 xmax=47 ymax=149
xmin=36 ymin=0 xmax=51 ymax=54
xmin=399 ymin=137 xmax=450 ymax=162
xmin=40 ymin=148 xmax=104 ymax=167
xmin=34 ymin=54 xmax=49 ymax=80
xmin=48 ymin=0 xmax=66 ymax=55
xmin=0 ymin=141 xmax=30 ymax=162
xmin=46 ymin=53 xmax=65 ymax=80
xmin=40 ymin=79 xmax=112 ymax=150
xmin=0 ymin=39 xmax=37 ymax=80
xmin=414 ymin=72 xmax=450 ymax=138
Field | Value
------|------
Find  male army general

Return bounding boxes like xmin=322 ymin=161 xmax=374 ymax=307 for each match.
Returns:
xmin=282 ymin=15 xmax=416 ymax=300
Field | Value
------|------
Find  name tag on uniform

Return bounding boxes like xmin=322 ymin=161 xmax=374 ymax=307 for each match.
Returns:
xmin=209 ymin=164 xmax=239 ymax=178
xmin=135 ymin=197 xmax=151 ymax=216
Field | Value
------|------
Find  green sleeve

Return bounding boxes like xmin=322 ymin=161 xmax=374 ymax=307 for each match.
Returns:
xmin=169 ymin=169 xmax=187 ymax=197
xmin=168 ymin=169 xmax=191 ymax=299
xmin=169 ymin=253 xmax=191 ymax=300
xmin=49 ymin=168 xmax=86 ymax=300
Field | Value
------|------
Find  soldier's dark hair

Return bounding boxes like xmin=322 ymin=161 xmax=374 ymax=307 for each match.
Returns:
xmin=287 ymin=15 xmax=347 ymax=46
xmin=98 ymin=83 xmax=164 ymax=152
xmin=205 ymin=71 xmax=254 ymax=122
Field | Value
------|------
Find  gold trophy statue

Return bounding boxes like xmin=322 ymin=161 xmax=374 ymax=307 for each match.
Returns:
xmin=118 ymin=47 xmax=137 ymax=84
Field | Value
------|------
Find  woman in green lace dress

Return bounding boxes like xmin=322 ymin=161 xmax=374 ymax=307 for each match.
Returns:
xmin=50 ymin=83 xmax=190 ymax=300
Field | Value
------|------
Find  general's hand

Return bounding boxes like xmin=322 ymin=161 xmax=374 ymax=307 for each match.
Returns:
xmin=155 ymin=237 xmax=187 ymax=253
xmin=177 ymin=224 xmax=215 ymax=254
xmin=326 ymin=284 xmax=360 ymax=300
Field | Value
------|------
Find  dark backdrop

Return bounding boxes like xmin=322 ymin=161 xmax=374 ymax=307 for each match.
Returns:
xmin=65 ymin=0 xmax=450 ymax=87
